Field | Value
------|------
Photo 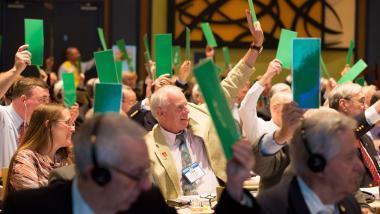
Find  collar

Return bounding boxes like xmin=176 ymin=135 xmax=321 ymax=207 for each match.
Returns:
xmin=6 ymin=104 xmax=24 ymax=129
xmin=72 ymin=178 xmax=93 ymax=214
xmin=297 ymin=177 xmax=337 ymax=214
xmin=160 ymin=127 xmax=187 ymax=148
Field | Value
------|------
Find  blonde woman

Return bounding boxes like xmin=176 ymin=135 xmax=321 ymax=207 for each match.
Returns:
xmin=6 ymin=103 xmax=74 ymax=194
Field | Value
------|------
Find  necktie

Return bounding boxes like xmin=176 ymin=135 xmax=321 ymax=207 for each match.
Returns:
xmin=176 ymin=132 xmax=196 ymax=195
xmin=17 ymin=123 xmax=26 ymax=145
xmin=357 ymin=140 xmax=380 ymax=186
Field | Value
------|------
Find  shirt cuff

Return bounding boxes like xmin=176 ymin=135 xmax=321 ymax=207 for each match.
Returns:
xmin=259 ymin=132 xmax=285 ymax=156
xmin=365 ymin=105 xmax=380 ymax=126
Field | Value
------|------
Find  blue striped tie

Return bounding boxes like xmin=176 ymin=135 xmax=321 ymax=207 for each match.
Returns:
xmin=176 ymin=132 xmax=196 ymax=195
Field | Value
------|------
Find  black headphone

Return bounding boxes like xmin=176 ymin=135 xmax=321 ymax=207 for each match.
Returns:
xmin=90 ymin=115 xmax=112 ymax=186
xmin=301 ymin=122 xmax=327 ymax=172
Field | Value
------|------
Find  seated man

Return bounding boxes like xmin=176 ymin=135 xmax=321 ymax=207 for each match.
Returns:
xmin=257 ymin=109 xmax=364 ymax=213
xmin=4 ymin=114 xmax=261 ymax=213
xmin=145 ymin=11 xmax=264 ymax=199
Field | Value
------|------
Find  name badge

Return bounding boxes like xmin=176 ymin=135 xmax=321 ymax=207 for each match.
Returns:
xmin=182 ymin=162 xmax=205 ymax=184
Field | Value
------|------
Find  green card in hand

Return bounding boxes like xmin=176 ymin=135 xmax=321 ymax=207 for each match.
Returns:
xmin=292 ymin=38 xmax=321 ymax=109
xmin=276 ymin=29 xmax=297 ymax=69
xmin=338 ymin=59 xmax=368 ymax=84
xmin=116 ymin=39 xmax=128 ymax=60
xmin=97 ymin=27 xmax=107 ymax=50
xmin=94 ymin=83 xmax=122 ymax=114
xmin=172 ymin=46 xmax=181 ymax=67
xmin=355 ymin=76 xmax=366 ymax=86
xmin=193 ymin=59 xmax=241 ymax=160
xmin=222 ymin=46 xmax=230 ymax=69
xmin=115 ymin=60 xmax=123 ymax=83
xmin=25 ymin=19 xmax=44 ymax=66
xmin=155 ymin=34 xmax=173 ymax=78
xmin=186 ymin=27 xmax=191 ymax=60
xmin=94 ymin=50 xmax=119 ymax=83
xmin=144 ymin=34 xmax=151 ymax=60
xmin=248 ymin=0 xmax=258 ymax=23
xmin=200 ymin=23 xmax=218 ymax=48
xmin=62 ymin=73 xmax=77 ymax=108
xmin=320 ymin=55 xmax=330 ymax=79
xmin=346 ymin=40 xmax=355 ymax=66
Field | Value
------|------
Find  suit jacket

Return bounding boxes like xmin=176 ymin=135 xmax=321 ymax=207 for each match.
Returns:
xmin=145 ymin=60 xmax=256 ymax=199
xmin=128 ymin=100 xmax=157 ymax=131
xmin=257 ymin=176 xmax=361 ymax=214
xmin=252 ymin=134 xmax=291 ymax=191
xmin=3 ymin=180 xmax=177 ymax=214
xmin=214 ymin=189 xmax=262 ymax=214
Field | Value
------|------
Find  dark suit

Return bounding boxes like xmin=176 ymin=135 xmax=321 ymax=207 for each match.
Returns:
xmin=128 ymin=101 xmax=157 ymax=131
xmin=257 ymin=177 xmax=361 ymax=214
xmin=3 ymin=181 xmax=177 ymax=214
xmin=214 ymin=190 xmax=262 ymax=214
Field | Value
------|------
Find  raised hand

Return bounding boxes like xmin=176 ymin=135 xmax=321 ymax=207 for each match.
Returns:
xmin=177 ymin=60 xmax=191 ymax=83
xmin=245 ymin=9 xmax=264 ymax=46
xmin=14 ymin=45 xmax=32 ymax=73
xmin=226 ymin=139 xmax=255 ymax=201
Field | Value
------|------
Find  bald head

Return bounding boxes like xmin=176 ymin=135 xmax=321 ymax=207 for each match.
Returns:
xmin=270 ymin=91 xmax=293 ymax=126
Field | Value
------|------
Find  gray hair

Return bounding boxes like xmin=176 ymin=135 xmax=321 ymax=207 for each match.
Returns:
xmin=290 ymin=109 xmax=356 ymax=176
xmin=150 ymin=85 xmax=183 ymax=119
xmin=73 ymin=114 xmax=147 ymax=177
xmin=328 ymin=83 xmax=362 ymax=110
xmin=270 ymin=83 xmax=291 ymax=98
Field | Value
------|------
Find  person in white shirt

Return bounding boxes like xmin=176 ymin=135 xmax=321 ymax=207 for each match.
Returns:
xmin=257 ymin=109 xmax=364 ymax=214
xmin=0 ymin=45 xmax=50 ymax=168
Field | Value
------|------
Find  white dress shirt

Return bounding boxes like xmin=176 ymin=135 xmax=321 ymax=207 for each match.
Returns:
xmin=239 ymin=82 xmax=279 ymax=147
xmin=0 ymin=104 xmax=23 ymax=168
xmin=160 ymin=128 xmax=219 ymax=196
xmin=260 ymin=105 xmax=380 ymax=156
xmin=297 ymin=177 xmax=338 ymax=214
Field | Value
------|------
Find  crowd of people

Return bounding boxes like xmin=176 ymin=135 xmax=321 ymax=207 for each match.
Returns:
xmin=0 ymin=9 xmax=378 ymax=214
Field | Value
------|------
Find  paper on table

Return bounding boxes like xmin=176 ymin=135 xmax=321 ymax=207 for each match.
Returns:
xmin=193 ymin=59 xmax=241 ymax=160
xmin=94 ymin=50 xmax=119 ymax=83
xmin=275 ymin=29 xmax=297 ymax=70
xmin=155 ymin=34 xmax=173 ymax=78
xmin=200 ymin=23 xmax=218 ymax=48
xmin=292 ymin=38 xmax=321 ymax=109
xmin=62 ymin=73 xmax=77 ymax=108
xmin=94 ymin=83 xmax=122 ymax=114
xmin=338 ymin=59 xmax=368 ymax=84
xmin=25 ymin=19 xmax=44 ymax=66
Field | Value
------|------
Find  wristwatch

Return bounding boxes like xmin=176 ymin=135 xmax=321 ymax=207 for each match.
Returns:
xmin=250 ymin=44 xmax=263 ymax=53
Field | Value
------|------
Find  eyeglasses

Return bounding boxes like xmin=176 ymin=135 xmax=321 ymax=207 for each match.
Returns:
xmin=344 ymin=97 xmax=366 ymax=105
xmin=55 ymin=119 xmax=75 ymax=129
xmin=112 ymin=167 xmax=150 ymax=183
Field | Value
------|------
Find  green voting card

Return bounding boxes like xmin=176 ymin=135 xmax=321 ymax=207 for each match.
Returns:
xmin=193 ymin=59 xmax=241 ymax=160
xmin=25 ymin=19 xmax=44 ymax=66
xmin=116 ymin=39 xmax=133 ymax=71
xmin=97 ymin=27 xmax=107 ymax=50
xmin=248 ymin=0 xmax=258 ymax=23
xmin=155 ymin=34 xmax=173 ymax=78
xmin=320 ymin=55 xmax=330 ymax=79
xmin=144 ymin=51 xmax=153 ymax=78
xmin=292 ymin=38 xmax=321 ymax=109
xmin=222 ymin=46 xmax=231 ymax=69
xmin=144 ymin=34 xmax=151 ymax=61
xmin=62 ymin=73 xmax=76 ymax=108
xmin=94 ymin=50 xmax=119 ymax=83
xmin=355 ymin=76 xmax=366 ymax=86
xmin=346 ymin=40 xmax=355 ymax=65
xmin=186 ymin=27 xmax=191 ymax=60
xmin=200 ymin=23 xmax=218 ymax=48
xmin=172 ymin=46 xmax=181 ymax=67
xmin=338 ymin=59 xmax=368 ymax=84
xmin=276 ymin=29 xmax=297 ymax=69
xmin=94 ymin=83 xmax=122 ymax=114
xmin=115 ymin=60 xmax=123 ymax=83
